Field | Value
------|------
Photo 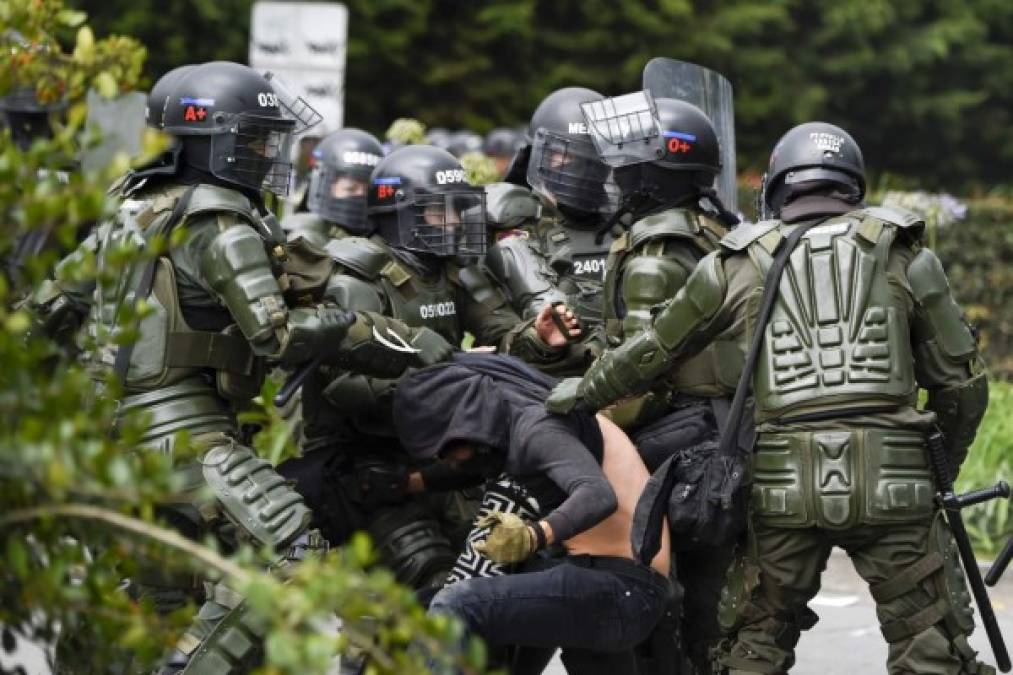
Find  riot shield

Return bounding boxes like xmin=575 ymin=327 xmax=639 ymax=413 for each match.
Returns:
xmin=643 ymin=57 xmax=737 ymax=211
xmin=82 ymin=90 xmax=147 ymax=173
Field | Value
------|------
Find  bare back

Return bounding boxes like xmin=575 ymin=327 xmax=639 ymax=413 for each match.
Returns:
xmin=564 ymin=415 xmax=671 ymax=577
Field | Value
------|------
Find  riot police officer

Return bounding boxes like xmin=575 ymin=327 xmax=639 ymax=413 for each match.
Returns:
xmin=549 ymin=122 xmax=993 ymax=675
xmin=584 ymin=92 xmax=740 ymax=672
xmin=33 ymin=61 xmax=437 ymax=674
xmin=486 ymin=87 xmax=619 ymax=376
xmin=281 ymin=128 xmax=383 ymax=247
xmin=483 ymin=126 xmax=525 ymax=179
xmin=278 ymin=144 xmax=575 ymax=590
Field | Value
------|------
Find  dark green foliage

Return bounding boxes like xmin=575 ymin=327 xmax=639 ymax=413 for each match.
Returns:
xmin=74 ymin=0 xmax=1012 ymax=190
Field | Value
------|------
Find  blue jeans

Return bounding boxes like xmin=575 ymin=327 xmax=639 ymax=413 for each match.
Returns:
xmin=430 ymin=555 xmax=670 ymax=669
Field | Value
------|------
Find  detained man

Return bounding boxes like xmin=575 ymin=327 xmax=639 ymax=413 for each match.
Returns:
xmin=393 ymin=353 xmax=671 ymax=672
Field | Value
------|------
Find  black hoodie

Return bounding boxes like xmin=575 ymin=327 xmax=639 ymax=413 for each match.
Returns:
xmin=394 ymin=353 xmax=617 ymax=542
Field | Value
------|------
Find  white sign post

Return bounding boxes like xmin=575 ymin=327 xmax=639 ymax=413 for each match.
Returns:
xmin=249 ymin=1 xmax=348 ymax=134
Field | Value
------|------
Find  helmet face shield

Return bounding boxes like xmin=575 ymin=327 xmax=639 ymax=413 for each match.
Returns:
xmin=397 ymin=188 xmax=488 ymax=259
xmin=307 ymin=164 xmax=370 ymax=231
xmin=209 ymin=112 xmax=295 ymax=195
xmin=263 ymin=71 xmax=323 ymax=134
xmin=527 ymin=128 xmax=616 ymax=213
xmin=580 ymin=90 xmax=665 ymax=168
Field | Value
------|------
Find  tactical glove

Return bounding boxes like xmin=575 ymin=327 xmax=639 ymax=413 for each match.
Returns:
xmin=408 ymin=326 xmax=455 ymax=368
xmin=473 ymin=511 xmax=536 ymax=563
xmin=280 ymin=305 xmax=356 ymax=365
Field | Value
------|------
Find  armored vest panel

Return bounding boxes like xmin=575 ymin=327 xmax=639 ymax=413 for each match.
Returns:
xmin=602 ymin=209 xmax=735 ymax=398
xmin=532 ymin=214 xmax=617 ymax=329
xmin=330 ymin=236 xmax=462 ymax=345
xmin=751 ymin=213 xmax=917 ymax=422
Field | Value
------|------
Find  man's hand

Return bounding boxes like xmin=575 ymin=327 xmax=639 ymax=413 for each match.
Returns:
xmin=473 ymin=511 xmax=536 ymax=563
xmin=534 ymin=303 xmax=581 ymax=347
xmin=546 ymin=377 xmax=584 ymax=415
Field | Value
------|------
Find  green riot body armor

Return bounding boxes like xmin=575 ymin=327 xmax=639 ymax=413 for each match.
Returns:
xmin=742 ymin=209 xmax=928 ymax=529
xmin=750 ymin=211 xmax=920 ymax=423
xmin=85 ymin=183 xmax=269 ymax=453
xmin=326 ymin=235 xmax=463 ymax=345
xmin=528 ymin=208 xmax=617 ymax=330
xmin=603 ymin=208 xmax=739 ymax=404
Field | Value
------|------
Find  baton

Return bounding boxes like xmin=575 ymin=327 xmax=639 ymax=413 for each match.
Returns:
xmin=548 ymin=301 xmax=580 ymax=344
xmin=987 ymin=536 xmax=1013 ymax=587
xmin=273 ymin=355 xmax=322 ymax=408
xmin=927 ymin=430 xmax=1011 ymax=672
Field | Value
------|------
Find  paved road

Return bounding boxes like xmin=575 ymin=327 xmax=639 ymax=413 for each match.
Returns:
xmin=6 ymin=548 xmax=1012 ymax=674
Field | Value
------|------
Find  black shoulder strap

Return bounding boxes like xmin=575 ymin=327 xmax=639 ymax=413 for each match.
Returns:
xmin=113 ymin=185 xmax=197 ymax=387
xmin=716 ymin=217 xmax=826 ymax=458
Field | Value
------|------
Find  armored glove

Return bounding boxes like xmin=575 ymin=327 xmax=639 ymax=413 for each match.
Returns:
xmin=473 ymin=511 xmax=537 ymax=564
xmin=280 ymin=305 xmax=357 ymax=365
xmin=407 ymin=326 xmax=455 ymax=368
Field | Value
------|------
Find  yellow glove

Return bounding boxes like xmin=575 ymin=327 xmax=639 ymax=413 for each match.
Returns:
xmin=473 ymin=511 xmax=536 ymax=564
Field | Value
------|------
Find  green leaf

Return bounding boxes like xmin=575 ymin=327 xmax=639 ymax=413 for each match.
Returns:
xmin=93 ymin=71 xmax=118 ymax=99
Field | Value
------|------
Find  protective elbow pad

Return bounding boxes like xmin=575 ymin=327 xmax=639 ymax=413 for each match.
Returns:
xmin=908 ymin=249 xmax=976 ymax=363
xmin=201 ymin=224 xmax=287 ymax=349
xmin=486 ymin=236 xmax=564 ymax=318
xmin=653 ymin=251 xmax=726 ymax=352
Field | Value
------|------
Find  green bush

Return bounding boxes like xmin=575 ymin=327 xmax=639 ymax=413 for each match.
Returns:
xmin=956 ymin=380 xmax=1013 ymax=557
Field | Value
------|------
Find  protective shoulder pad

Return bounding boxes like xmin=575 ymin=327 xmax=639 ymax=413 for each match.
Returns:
xmin=862 ymin=205 xmax=926 ymax=232
xmin=184 ymin=183 xmax=258 ymax=223
xmin=485 ymin=182 xmax=541 ymax=230
xmin=907 ymin=248 xmax=976 ymax=361
xmin=323 ymin=236 xmax=391 ymax=281
xmin=719 ymin=219 xmax=780 ymax=252
xmin=629 ymin=208 xmax=700 ymax=249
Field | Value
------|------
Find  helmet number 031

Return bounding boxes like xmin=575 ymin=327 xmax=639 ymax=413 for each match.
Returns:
xmin=257 ymin=92 xmax=279 ymax=108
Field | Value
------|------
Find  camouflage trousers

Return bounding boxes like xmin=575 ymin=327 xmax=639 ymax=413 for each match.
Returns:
xmin=716 ymin=515 xmax=995 ymax=675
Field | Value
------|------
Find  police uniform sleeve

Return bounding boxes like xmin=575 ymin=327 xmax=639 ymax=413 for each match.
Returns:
xmin=577 ymin=251 xmax=733 ymax=411
xmin=906 ymin=246 xmax=988 ymax=471
xmin=512 ymin=410 xmax=617 ymax=541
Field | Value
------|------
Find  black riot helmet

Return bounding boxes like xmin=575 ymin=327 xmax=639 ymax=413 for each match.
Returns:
xmin=0 ymin=87 xmax=65 ymax=151
xmin=484 ymin=127 xmax=525 ymax=159
xmin=761 ymin=122 xmax=865 ymax=219
xmin=425 ymin=127 xmax=452 ymax=151
xmin=526 ymin=86 xmax=617 ymax=216
xmin=146 ymin=65 xmax=195 ymax=128
xmin=447 ymin=130 xmax=483 ymax=158
xmin=603 ymin=97 xmax=723 ymax=211
xmin=163 ymin=61 xmax=318 ymax=195
xmin=306 ymin=128 xmax=383 ymax=233
xmin=367 ymin=145 xmax=487 ymax=261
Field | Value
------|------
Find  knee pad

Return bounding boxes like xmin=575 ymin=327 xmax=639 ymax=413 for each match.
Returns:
xmin=872 ymin=515 xmax=974 ymax=645
xmin=174 ymin=583 xmax=267 ymax=675
xmin=368 ymin=504 xmax=455 ymax=589
xmin=201 ymin=438 xmax=311 ymax=549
